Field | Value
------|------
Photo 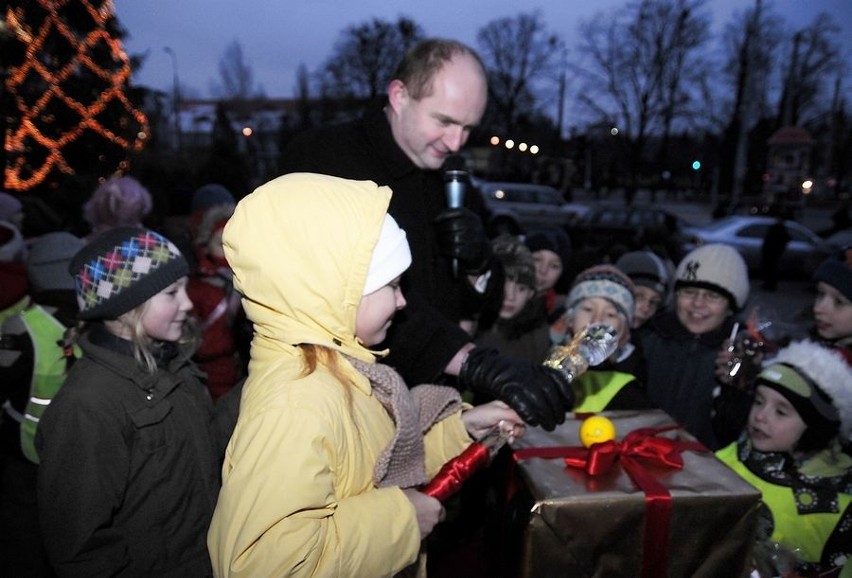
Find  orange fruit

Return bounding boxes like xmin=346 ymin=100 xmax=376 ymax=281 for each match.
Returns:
xmin=579 ymin=416 xmax=617 ymax=448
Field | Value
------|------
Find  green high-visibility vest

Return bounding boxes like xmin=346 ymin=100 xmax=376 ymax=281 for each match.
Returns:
xmin=18 ymin=305 xmax=80 ymax=463
xmin=717 ymin=442 xmax=851 ymax=566
xmin=572 ymin=370 xmax=634 ymax=413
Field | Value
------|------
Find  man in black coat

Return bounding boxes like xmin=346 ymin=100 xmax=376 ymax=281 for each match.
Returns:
xmin=281 ymin=38 xmax=573 ymax=430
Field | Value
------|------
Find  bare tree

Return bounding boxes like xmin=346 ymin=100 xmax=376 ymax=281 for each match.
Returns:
xmin=319 ymin=17 xmax=424 ymax=101
xmin=476 ymin=12 xmax=563 ymax=134
xmin=717 ymin=0 xmax=783 ymax=200
xmin=777 ymin=12 xmax=843 ymax=126
xmin=651 ymin=0 xmax=711 ymax=178
xmin=576 ymin=0 xmax=710 ymax=197
xmin=213 ymin=40 xmax=260 ymax=101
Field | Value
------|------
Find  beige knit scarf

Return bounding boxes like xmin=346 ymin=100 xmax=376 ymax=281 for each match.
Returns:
xmin=345 ymin=355 xmax=463 ymax=489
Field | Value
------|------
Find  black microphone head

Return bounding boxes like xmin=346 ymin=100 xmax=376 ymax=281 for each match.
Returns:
xmin=443 ymin=155 xmax=467 ymax=174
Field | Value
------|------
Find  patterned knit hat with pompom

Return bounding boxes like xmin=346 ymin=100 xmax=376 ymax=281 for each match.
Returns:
xmin=566 ymin=264 xmax=635 ymax=327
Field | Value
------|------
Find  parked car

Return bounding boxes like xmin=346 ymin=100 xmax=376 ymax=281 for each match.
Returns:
xmin=683 ymin=215 xmax=833 ymax=279
xmin=575 ymin=204 xmax=696 ymax=262
xmin=825 ymin=229 xmax=852 ymax=252
xmin=472 ymin=179 xmax=587 ymax=237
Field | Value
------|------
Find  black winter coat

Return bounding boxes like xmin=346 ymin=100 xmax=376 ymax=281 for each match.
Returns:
xmin=639 ymin=311 xmax=737 ymax=450
xmin=281 ymin=106 xmax=490 ymax=384
xmin=35 ymin=324 xmax=220 ymax=577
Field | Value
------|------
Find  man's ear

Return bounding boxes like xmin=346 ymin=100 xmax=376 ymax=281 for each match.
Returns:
xmin=387 ymin=79 xmax=408 ymax=114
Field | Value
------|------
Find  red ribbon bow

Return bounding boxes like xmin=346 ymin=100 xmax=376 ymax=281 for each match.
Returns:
xmin=514 ymin=425 xmax=706 ymax=578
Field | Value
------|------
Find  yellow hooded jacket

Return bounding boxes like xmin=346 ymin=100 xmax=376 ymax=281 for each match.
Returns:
xmin=207 ymin=173 xmax=472 ymax=578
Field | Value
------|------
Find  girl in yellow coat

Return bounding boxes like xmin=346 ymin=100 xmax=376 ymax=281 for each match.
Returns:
xmin=207 ymin=173 xmax=523 ymax=578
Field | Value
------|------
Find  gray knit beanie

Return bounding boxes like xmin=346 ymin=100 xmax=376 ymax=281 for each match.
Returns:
xmin=26 ymin=232 xmax=85 ymax=292
xmin=615 ymin=250 xmax=672 ymax=300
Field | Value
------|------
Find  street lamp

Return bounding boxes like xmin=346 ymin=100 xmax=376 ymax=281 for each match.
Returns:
xmin=163 ymin=46 xmax=181 ymax=151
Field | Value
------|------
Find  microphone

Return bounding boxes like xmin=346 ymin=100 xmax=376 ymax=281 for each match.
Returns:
xmin=444 ymin=155 xmax=468 ymax=277
xmin=444 ymin=154 xmax=468 ymax=209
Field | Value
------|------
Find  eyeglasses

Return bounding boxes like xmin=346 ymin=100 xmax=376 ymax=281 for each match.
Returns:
xmin=677 ymin=287 xmax=727 ymax=305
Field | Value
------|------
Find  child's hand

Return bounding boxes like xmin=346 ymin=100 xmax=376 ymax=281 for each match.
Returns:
xmin=402 ymin=489 xmax=444 ymax=540
xmin=715 ymin=340 xmax=736 ymax=384
xmin=462 ymin=401 xmax=526 ymax=443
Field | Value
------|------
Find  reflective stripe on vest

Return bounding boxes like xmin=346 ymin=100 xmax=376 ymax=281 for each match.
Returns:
xmin=19 ymin=305 xmax=80 ymax=464
xmin=716 ymin=442 xmax=850 ymax=564
xmin=572 ymin=371 xmax=634 ymax=413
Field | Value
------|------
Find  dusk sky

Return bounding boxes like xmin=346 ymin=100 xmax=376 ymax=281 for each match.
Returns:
xmin=114 ymin=0 xmax=851 ymax=122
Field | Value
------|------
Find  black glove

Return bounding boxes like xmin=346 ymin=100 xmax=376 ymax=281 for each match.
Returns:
xmin=433 ymin=207 xmax=491 ymax=276
xmin=458 ymin=347 xmax=574 ymax=431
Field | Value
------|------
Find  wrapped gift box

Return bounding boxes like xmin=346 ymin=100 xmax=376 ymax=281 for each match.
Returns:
xmin=508 ymin=410 xmax=761 ymax=578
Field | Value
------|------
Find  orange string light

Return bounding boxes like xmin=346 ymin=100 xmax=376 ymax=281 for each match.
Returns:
xmin=4 ymin=0 xmax=149 ymax=191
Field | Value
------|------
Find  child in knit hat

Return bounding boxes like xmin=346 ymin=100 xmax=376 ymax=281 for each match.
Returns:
xmin=1 ymin=232 xmax=84 ymax=461
xmin=560 ymin=264 xmax=653 ymax=412
xmin=811 ymin=248 xmax=851 ymax=365
xmin=0 ymin=221 xmax=29 ymax=327
xmin=34 ymin=226 xmax=221 ymax=577
xmin=614 ymin=250 xmax=674 ymax=331
xmin=186 ymin=201 xmax=248 ymax=400
xmin=475 ymin=234 xmax=552 ymax=364
xmin=207 ymin=173 xmax=523 ymax=577
xmin=639 ymin=243 xmax=750 ymax=450
xmin=524 ymin=227 xmax=574 ymax=345
xmin=716 ymin=340 xmax=852 ymax=577
xmin=0 ymin=231 xmax=83 ymax=576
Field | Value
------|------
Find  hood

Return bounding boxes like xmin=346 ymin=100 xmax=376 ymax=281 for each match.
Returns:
xmin=223 ymin=173 xmax=392 ymax=364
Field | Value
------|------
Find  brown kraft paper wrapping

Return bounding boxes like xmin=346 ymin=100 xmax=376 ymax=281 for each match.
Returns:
xmin=509 ymin=410 xmax=761 ymax=578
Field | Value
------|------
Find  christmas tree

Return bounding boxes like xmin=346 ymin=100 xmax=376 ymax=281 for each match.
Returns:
xmin=3 ymin=0 xmax=148 ymax=194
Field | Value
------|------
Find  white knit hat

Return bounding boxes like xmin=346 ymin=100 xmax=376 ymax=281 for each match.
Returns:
xmin=363 ymin=215 xmax=411 ymax=295
xmin=675 ymin=244 xmax=749 ymax=310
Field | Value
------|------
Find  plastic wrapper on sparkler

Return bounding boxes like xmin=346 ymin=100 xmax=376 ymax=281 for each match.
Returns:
xmin=542 ymin=323 xmax=619 ymax=383
xmin=726 ymin=308 xmax=781 ymax=393
xmin=421 ymin=324 xmax=618 ymax=503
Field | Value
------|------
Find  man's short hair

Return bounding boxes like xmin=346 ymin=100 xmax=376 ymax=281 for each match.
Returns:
xmin=391 ymin=38 xmax=486 ymax=100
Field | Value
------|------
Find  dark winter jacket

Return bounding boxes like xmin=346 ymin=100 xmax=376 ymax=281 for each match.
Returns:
xmin=640 ymin=310 xmax=738 ymax=450
xmin=35 ymin=324 xmax=220 ymax=578
xmin=280 ymin=105 xmax=491 ymax=384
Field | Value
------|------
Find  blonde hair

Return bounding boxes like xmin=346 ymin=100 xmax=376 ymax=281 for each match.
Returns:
xmin=107 ymin=301 xmax=199 ymax=374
